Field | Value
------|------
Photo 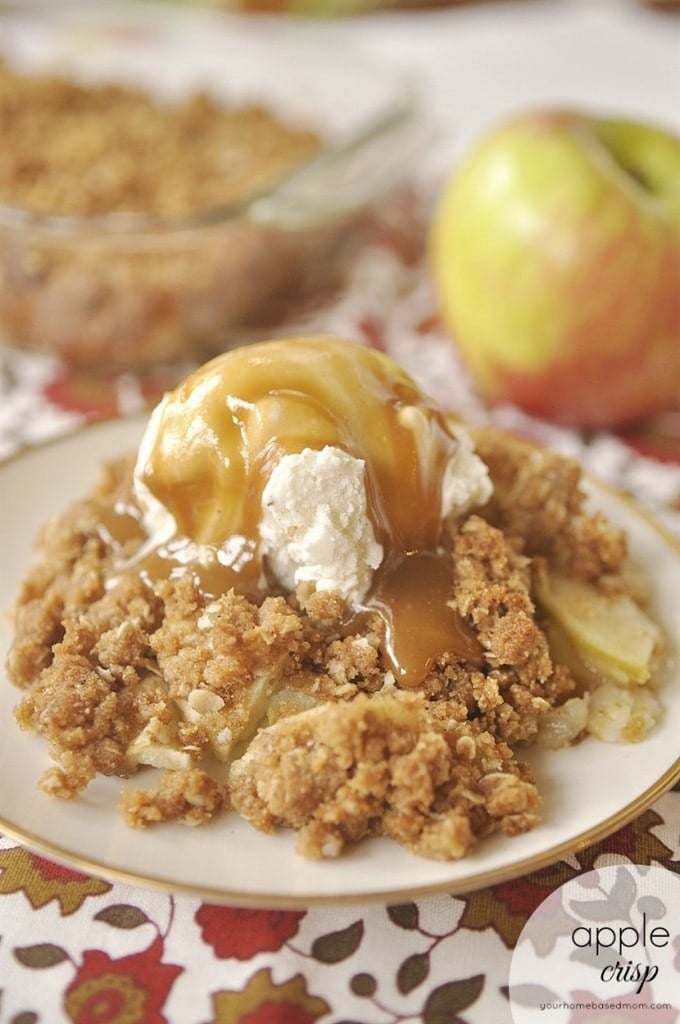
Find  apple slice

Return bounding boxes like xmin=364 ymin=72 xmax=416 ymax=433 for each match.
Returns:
xmin=536 ymin=572 xmax=661 ymax=685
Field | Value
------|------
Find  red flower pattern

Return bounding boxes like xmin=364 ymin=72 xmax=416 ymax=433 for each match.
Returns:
xmin=64 ymin=935 xmax=182 ymax=1024
xmin=195 ymin=905 xmax=306 ymax=960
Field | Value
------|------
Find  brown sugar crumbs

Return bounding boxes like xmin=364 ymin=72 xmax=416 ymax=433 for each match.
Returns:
xmin=0 ymin=60 xmax=320 ymax=218
xmin=6 ymin=427 xmax=662 ymax=861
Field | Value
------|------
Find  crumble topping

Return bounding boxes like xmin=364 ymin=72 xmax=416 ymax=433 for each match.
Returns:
xmin=6 ymin=426 xmax=663 ymax=860
xmin=228 ymin=692 xmax=541 ymax=861
xmin=471 ymin=426 xmax=628 ymax=585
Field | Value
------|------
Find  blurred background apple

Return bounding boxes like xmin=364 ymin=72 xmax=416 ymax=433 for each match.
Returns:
xmin=429 ymin=109 xmax=680 ymax=428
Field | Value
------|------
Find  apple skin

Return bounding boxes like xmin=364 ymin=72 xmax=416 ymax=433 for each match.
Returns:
xmin=429 ymin=110 xmax=680 ymax=427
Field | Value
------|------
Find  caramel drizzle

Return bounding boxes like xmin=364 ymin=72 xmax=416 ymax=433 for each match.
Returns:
xmin=351 ymin=550 xmax=484 ymax=688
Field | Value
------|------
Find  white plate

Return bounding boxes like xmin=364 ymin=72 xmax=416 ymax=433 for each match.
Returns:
xmin=1 ymin=416 xmax=679 ymax=907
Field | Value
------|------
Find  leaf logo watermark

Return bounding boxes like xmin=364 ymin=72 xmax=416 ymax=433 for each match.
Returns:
xmin=508 ymin=864 xmax=679 ymax=1023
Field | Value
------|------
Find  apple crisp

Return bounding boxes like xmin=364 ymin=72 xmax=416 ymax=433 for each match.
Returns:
xmin=0 ymin=60 xmax=369 ymax=369
xmin=6 ymin=424 xmax=664 ymax=861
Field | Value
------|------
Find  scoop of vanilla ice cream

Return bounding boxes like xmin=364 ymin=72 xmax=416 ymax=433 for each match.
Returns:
xmin=260 ymin=446 xmax=383 ymax=603
xmin=133 ymin=394 xmax=177 ymax=547
xmin=441 ymin=426 xmax=493 ymax=518
xmin=130 ymin=336 xmax=494 ymax=604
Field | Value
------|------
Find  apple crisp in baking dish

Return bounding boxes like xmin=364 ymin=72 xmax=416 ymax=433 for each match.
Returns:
xmin=6 ymin=340 xmax=664 ymax=861
xmin=0 ymin=57 xmax=368 ymax=368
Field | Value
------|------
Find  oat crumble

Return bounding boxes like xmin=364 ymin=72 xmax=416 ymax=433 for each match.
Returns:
xmin=0 ymin=61 xmax=368 ymax=368
xmin=6 ymin=425 xmax=663 ymax=861
xmin=0 ymin=60 xmax=319 ymax=218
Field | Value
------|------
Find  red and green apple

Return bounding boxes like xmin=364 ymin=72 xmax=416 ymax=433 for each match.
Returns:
xmin=429 ymin=109 xmax=680 ymax=427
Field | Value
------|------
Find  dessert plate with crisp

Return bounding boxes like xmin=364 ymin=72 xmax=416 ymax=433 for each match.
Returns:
xmin=1 ymin=414 xmax=678 ymax=907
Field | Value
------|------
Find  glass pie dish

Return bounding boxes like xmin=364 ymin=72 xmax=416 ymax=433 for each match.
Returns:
xmin=0 ymin=1 xmax=426 ymax=370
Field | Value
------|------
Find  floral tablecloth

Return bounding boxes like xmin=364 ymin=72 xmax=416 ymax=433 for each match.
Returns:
xmin=1 ymin=193 xmax=679 ymax=1024
xmin=1 ymin=814 xmax=679 ymax=1024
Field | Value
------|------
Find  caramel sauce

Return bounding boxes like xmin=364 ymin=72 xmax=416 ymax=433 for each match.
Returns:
xmin=97 ymin=499 xmax=145 ymax=551
xmin=133 ymin=537 xmax=261 ymax=601
xmin=125 ymin=337 xmax=485 ymax=685
xmin=100 ymin=501 xmax=263 ymax=600
xmin=354 ymin=551 xmax=484 ymax=688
